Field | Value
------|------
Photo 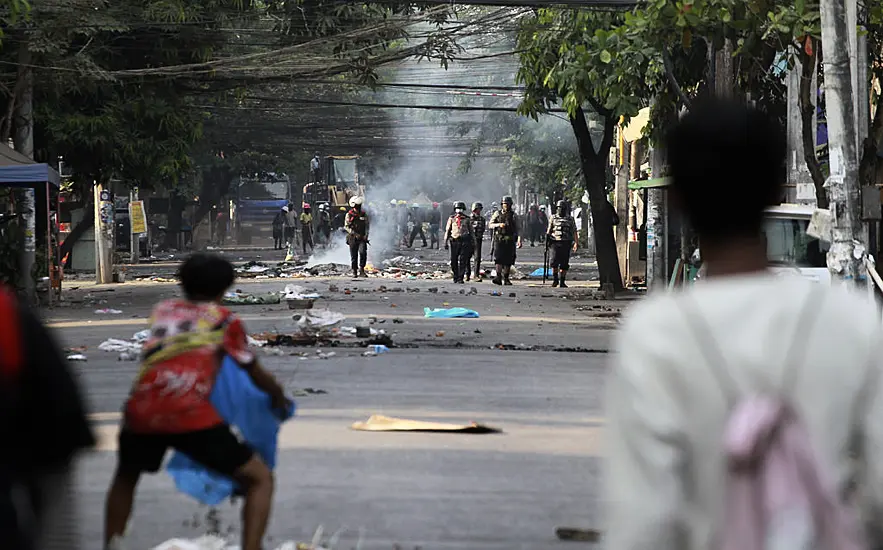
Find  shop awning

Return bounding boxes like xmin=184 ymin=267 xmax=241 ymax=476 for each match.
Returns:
xmin=0 ymin=143 xmax=60 ymax=186
xmin=628 ymin=177 xmax=670 ymax=190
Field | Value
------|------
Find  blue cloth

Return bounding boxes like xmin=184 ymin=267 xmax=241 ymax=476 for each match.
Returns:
xmin=423 ymin=307 xmax=480 ymax=319
xmin=530 ymin=268 xmax=553 ymax=277
xmin=166 ymin=356 xmax=295 ymax=506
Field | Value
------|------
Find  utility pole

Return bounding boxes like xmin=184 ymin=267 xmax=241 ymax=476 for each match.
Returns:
xmin=94 ymin=182 xmax=113 ymax=284
xmin=646 ymin=146 xmax=666 ymax=289
xmin=820 ymin=0 xmax=865 ymax=281
xmin=13 ymin=41 xmax=34 ymax=302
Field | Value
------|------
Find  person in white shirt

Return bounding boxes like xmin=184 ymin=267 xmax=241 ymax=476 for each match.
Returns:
xmin=604 ymin=99 xmax=883 ymax=549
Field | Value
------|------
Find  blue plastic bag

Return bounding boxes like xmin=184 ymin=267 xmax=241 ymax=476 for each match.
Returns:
xmin=166 ymin=356 xmax=295 ymax=506
xmin=423 ymin=307 xmax=480 ymax=318
xmin=530 ymin=268 xmax=553 ymax=277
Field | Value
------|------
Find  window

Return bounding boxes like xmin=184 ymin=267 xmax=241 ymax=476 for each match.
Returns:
xmin=762 ymin=217 xmax=827 ymax=268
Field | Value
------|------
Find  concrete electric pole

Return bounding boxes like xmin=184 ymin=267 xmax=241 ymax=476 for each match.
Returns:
xmin=820 ymin=0 xmax=865 ymax=282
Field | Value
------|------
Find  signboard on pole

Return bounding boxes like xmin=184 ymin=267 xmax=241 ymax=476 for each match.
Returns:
xmin=129 ymin=200 xmax=147 ymax=234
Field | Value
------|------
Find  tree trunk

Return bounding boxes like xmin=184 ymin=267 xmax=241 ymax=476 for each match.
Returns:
xmin=859 ymin=88 xmax=883 ymax=188
xmin=192 ymin=167 xmax=234 ymax=228
xmin=569 ymin=106 xmax=623 ymax=291
xmin=12 ymin=41 xmax=34 ymax=300
xmin=714 ymin=38 xmax=735 ymax=98
xmin=59 ymin=205 xmax=93 ymax=262
xmin=798 ymin=47 xmax=828 ymax=208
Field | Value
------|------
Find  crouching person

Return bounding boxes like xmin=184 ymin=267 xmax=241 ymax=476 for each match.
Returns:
xmin=104 ymin=253 xmax=290 ymax=550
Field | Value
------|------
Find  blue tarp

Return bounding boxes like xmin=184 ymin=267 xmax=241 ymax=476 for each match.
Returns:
xmin=530 ymin=268 xmax=553 ymax=277
xmin=166 ymin=357 xmax=295 ymax=506
xmin=0 ymin=164 xmax=60 ymax=187
xmin=424 ymin=307 xmax=480 ymax=319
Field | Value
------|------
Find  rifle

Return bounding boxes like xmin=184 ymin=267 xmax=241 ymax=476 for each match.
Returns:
xmin=543 ymin=239 xmax=550 ymax=285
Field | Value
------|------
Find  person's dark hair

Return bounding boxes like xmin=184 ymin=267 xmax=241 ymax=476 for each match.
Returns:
xmin=178 ymin=253 xmax=235 ymax=301
xmin=666 ymin=99 xmax=786 ymax=240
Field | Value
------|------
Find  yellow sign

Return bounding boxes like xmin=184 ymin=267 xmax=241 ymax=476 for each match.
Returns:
xmin=129 ymin=200 xmax=147 ymax=234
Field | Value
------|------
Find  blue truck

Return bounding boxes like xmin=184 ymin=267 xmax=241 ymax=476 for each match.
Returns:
xmin=234 ymin=174 xmax=292 ymax=245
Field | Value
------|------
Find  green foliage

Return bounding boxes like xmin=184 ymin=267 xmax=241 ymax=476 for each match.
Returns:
xmin=516 ymin=9 xmax=648 ymax=122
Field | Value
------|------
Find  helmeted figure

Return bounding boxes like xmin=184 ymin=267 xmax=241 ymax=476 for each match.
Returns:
xmin=299 ymin=202 xmax=314 ymax=256
xmin=428 ymin=202 xmax=442 ymax=249
xmin=407 ymin=205 xmax=427 ymax=248
xmin=444 ymin=201 xmax=474 ymax=284
xmin=546 ymin=200 xmax=578 ymax=288
xmin=489 ymin=196 xmax=519 ymax=286
xmin=316 ymin=203 xmax=332 ymax=247
xmin=344 ymin=196 xmax=370 ymax=278
xmin=470 ymin=202 xmax=486 ymax=281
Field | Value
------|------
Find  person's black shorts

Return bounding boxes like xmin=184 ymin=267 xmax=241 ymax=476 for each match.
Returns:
xmin=550 ymin=241 xmax=573 ymax=270
xmin=493 ymin=240 xmax=517 ymax=266
xmin=118 ymin=424 xmax=254 ymax=476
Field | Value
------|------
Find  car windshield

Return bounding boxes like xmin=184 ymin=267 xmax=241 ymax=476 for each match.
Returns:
xmin=762 ymin=217 xmax=828 ymax=268
xmin=239 ymin=179 xmax=288 ymax=200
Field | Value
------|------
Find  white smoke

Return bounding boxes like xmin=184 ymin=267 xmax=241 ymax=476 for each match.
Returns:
xmin=305 ymin=232 xmax=351 ymax=267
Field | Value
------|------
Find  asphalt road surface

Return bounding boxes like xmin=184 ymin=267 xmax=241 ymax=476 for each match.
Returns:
xmin=44 ymin=244 xmax=630 ymax=549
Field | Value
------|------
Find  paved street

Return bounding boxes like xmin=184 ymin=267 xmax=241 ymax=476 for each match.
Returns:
xmin=45 ymin=245 xmax=627 ymax=549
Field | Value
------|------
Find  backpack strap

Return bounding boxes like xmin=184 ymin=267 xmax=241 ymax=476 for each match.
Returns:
xmin=681 ymin=284 xmax=824 ymax=407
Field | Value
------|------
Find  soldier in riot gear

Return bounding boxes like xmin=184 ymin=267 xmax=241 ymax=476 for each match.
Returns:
xmin=470 ymin=202 xmax=486 ymax=281
xmin=546 ymin=200 xmax=578 ymax=288
xmin=444 ymin=201 xmax=474 ymax=284
xmin=489 ymin=196 xmax=520 ymax=285
xmin=344 ymin=196 xmax=370 ymax=278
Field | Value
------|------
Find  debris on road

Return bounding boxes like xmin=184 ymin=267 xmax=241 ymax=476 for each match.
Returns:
xmin=222 ymin=291 xmax=281 ymax=306
xmin=435 ymin=331 xmax=446 ymax=337
xmin=351 ymin=414 xmax=502 ymax=434
xmin=295 ymin=310 xmax=346 ymax=332
xmin=66 ymin=354 xmax=88 ymax=362
xmin=424 ymin=307 xmax=480 ymax=319
xmin=530 ymin=267 xmax=554 ymax=278
xmin=94 ymin=308 xmax=123 ymax=314
xmin=392 ymin=318 xmax=404 ymax=324
xmin=555 ymin=527 xmax=602 ymax=543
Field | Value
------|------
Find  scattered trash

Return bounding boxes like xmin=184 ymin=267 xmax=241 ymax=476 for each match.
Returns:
xmin=263 ymin=347 xmax=286 ymax=357
xmin=530 ymin=267 xmax=554 ymax=277
xmin=555 ymin=527 xmax=602 ymax=543
xmin=94 ymin=308 xmax=123 ymax=314
xmin=424 ymin=307 xmax=480 ymax=319
xmin=508 ymin=292 xmax=517 ymax=298
xmin=369 ymin=344 xmax=389 ymax=354
xmin=222 ymin=292 xmax=281 ymax=306
xmin=366 ymin=333 xmax=394 ymax=347
xmin=436 ymin=331 xmax=446 ymax=337
xmin=294 ymin=310 xmax=346 ymax=332
xmin=392 ymin=318 xmax=404 ymax=324
xmin=355 ymin=326 xmax=372 ymax=338
xmin=290 ymin=387 xmax=328 ymax=396
xmin=282 ymin=285 xmax=321 ymax=300
xmin=133 ymin=329 xmax=151 ymax=342
xmin=64 ymin=346 xmax=87 ymax=354
xmin=351 ymin=415 xmax=502 ymax=434
xmin=490 ymin=291 xmax=502 ymax=296
xmin=66 ymin=354 xmax=87 ymax=362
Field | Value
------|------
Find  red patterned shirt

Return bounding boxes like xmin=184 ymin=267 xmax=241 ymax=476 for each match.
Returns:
xmin=124 ymin=299 xmax=255 ymax=434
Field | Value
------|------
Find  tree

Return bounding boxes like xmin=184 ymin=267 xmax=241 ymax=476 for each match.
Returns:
xmin=516 ymin=9 xmax=652 ymax=290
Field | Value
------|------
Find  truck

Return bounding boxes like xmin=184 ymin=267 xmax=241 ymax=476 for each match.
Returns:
xmin=234 ymin=173 xmax=292 ymax=245
xmin=303 ymin=156 xmax=364 ymax=218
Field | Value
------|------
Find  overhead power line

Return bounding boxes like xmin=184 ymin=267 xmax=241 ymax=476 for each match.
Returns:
xmin=209 ymin=96 xmax=563 ymax=113
xmin=399 ymin=0 xmax=640 ymax=6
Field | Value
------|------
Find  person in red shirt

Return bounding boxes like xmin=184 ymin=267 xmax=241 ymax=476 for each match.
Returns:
xmin=103 ymin=254 xmax=289 ymax=550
